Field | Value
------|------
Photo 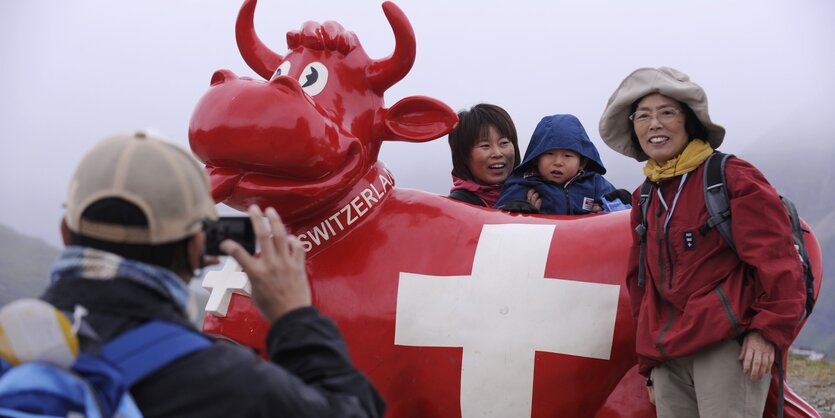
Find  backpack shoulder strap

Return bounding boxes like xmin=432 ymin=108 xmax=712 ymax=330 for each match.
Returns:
xmin=101 ymin=321 xmax=211 ymax=386
xmin=0 ymin=362 xmax=106 ymax=416
xmin=701 ymin=151 xmax=736 ymax=251
xmin=635 ymin=181 xmax=654 ymax=287
xmin=449 ymin=189 xmax=486 ymax=207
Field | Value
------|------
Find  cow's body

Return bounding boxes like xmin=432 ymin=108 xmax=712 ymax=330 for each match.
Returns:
xmin=190 ymin=1 xmax=823 ymax=416
xmin=204 ymin=162 xmax=651 ymax=417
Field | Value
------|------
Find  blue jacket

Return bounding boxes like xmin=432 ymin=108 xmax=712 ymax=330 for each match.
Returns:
xmin=495 ymin=114 xmax=617 ymax=215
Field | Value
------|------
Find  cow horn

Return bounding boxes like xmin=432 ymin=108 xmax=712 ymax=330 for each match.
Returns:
xmin=236 ymin=0 xmax=284 ymax=80
xmin=366 ymin=2 xmax=416 ymax=94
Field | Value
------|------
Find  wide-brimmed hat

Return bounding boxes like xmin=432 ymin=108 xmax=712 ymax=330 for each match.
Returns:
xmin=598 ymin=67 xmax=725 ymax=161
xmin=65 ymin=131 xmax=218 ymax=244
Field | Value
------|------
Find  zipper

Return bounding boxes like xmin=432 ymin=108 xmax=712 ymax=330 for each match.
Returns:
xmin=656 ymin=174 xmax=688 ymax=289
xmin=656 ymin=305 xmax=675 ymax=360
xmin=562 ymin=170 xmax=583 ymax=215
xmin=655 ymin=201 xmax=665 ymax=291
xmin=714 ymin=287 xmax=741 ymax=337
xmin=654 ymin=182 xmax=673 ymax=359
xmin=563 ymin=188 xmax=571 ymax=214
xmin=665 ymin=230 xmax=675 ymax=289
xmin=652 ymin=174 xmax=687 ymax=360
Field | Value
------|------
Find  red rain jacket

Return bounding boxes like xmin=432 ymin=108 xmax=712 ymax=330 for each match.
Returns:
xmin=626 ymin=156 xmax=805 ymax=377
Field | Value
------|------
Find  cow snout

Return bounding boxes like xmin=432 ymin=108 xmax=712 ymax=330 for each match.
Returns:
xmin=190 ymin=75 xmax=359 ymax=180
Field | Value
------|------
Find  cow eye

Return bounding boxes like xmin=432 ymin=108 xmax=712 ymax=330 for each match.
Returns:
xmin=299 ymin=62 xmax=328 ymax=96
xmin=270 ymin=61 xmax=292 ymax=81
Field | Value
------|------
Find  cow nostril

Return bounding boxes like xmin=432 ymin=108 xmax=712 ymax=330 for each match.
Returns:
xmin=211 ymin=69 xmax=239 ymax=86
xmin=269 ymin=75 xmax=303 ymax=92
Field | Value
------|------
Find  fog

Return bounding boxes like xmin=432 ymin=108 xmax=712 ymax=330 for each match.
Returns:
xmin=2 ymin=0 xmax=833 ymax=247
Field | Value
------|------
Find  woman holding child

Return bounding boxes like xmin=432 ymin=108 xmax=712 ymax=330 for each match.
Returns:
xmin=447 ymin=103 xmax=520 ymax=207
xmin=599 ymin=67 xmax=805 ymax=417
xmin=447 ymin=104 xmax=627 ymax=214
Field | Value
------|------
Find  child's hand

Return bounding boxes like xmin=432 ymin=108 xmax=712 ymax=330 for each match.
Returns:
xmin=591 ymin=202 xmax=603 ymax=213
xmin=526 ymin=188 xmax=542 ymax=211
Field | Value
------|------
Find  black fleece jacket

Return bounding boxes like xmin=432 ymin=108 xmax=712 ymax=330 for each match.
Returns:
xmin=42 ymin=277 xmax=386 ymax=418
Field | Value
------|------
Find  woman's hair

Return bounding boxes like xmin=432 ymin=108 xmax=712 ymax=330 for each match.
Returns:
xmin=448 ymin=103 xmax=520 ymax=182
xmin=629 ymin=98 xmax=709 ymax=153
xmin=69 ymin=198 xmax=194 ymax=275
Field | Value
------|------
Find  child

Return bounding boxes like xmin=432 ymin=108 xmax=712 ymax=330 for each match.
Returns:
xmin=495 ymin=114 xmax=628 ymax=214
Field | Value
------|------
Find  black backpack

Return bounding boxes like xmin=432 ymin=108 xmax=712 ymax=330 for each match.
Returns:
xmin=635 ymin=151 xmax=816 ymax=318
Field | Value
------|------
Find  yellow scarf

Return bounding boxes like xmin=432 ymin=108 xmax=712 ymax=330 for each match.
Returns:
xmin=643 ymin=139 xmax=713 ymax=182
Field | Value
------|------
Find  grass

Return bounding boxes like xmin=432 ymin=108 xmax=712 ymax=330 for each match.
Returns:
xmin=788 ymin=353 xmax=835 ymax=382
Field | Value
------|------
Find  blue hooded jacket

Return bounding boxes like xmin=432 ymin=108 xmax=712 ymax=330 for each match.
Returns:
xmin=495 ymin=114 xmax=618 ymax=215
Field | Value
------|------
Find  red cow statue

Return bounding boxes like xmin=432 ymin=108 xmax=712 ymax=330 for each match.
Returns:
xmin=189 ymin=1 xmax=823 ymax=417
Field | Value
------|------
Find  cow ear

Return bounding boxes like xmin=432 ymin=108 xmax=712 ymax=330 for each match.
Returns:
xmin=380 ymin=96 xmax=458 ymax=142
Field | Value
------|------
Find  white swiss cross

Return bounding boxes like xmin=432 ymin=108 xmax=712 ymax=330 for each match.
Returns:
xmin=202 ymin=257 xmax=251 ymax=316
xmin=395 ymin=224 xmax=620 ymax=417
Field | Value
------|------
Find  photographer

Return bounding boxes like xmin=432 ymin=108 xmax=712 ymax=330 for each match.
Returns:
xmin=44 ymin=131 xmax=385 ymax=417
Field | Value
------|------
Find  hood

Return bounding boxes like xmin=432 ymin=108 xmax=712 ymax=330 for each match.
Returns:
xmin=515 ymin=114 xmax=606 ymax=175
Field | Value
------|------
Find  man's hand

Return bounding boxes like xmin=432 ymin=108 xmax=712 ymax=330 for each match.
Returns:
xmin=221 ymin=205 xmax=311 ymax=323
xmin=738 ymin=331 xmax=775 ymax=380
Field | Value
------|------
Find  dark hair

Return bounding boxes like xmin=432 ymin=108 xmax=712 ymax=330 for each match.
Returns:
xmin=69 ymin=198 xmax=194 ymax=274
xmin=629 ymin=98 xmax=709 ymax=158
xmin=448 ymin=103 xmax=520 ymax=183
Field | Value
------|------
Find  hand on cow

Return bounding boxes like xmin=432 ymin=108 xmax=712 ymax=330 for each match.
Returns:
xmin=526 ymin=188 xmax=542 ymax=211
xmin=603 ymin=189 xmax=633 ymax=205
xmin=738 ymin=331 xmax=775 ymax=380
xmin=221 ymin=205 xmax=311 ymax=323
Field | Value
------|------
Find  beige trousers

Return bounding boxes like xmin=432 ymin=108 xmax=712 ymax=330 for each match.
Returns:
xmin=652 ymin=339 xmax=771 ymax=418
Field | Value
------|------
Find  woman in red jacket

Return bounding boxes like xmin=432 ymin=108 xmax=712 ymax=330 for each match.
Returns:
xmin=598 ymin=67 xmax=805 ymax=418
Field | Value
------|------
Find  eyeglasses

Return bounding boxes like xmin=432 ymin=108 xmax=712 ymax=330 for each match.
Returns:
xmin=629 ymin=107 xmax=682 ymax=125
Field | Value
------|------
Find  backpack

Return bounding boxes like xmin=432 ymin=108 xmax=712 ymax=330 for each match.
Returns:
xmin=448 ymin=189 xmax=487 ymax=207
xmin=0 ymin=306 xmax=211 ymax=418
xmin=635 ymin=151 xmax=816 ymax=317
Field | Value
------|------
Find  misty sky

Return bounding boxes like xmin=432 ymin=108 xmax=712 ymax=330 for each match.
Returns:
xmin=2 ymin=0 xmax=834 ymax=247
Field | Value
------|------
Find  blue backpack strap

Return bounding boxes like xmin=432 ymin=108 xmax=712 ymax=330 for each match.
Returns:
xmin=700 ymin=152 xmax=736 ymax=250
xmin=635 ymin=181 xmax=654 ymax=288
xmin=0 ymin=362 xmax=104 ymax=418
xmin=101 ymin=321 xmax=211 ymax=386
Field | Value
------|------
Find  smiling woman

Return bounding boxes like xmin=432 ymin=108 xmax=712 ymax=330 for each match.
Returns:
xmin=446 ymin=103 xmax=520 ymax=207
xmin=598 ymin=67 xmax=809 ymax=417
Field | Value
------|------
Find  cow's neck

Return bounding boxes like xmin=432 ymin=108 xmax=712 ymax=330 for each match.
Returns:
xmin=290 ymin=162 xmax=395 ymax=256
